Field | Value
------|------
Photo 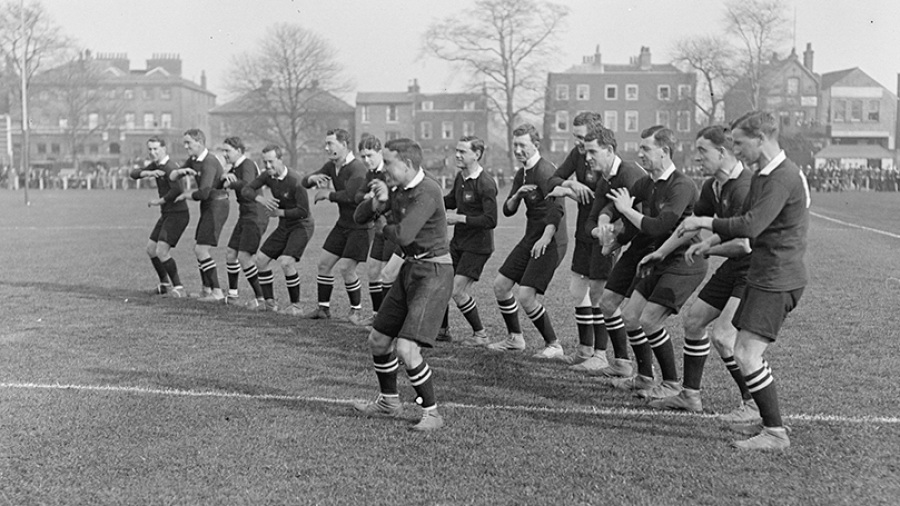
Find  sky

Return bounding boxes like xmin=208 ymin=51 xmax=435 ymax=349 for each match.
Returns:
xmin=38 ymin=0 xmax=900 ymax=104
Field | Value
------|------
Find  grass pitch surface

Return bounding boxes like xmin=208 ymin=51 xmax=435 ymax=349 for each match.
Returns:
xmin=1 ymin=189 xmax=898 ymax=505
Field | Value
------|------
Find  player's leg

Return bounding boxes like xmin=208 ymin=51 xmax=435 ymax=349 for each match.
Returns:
xmin=610 ymin=290 xmax=656 ymax=392
xmin=595 ymin=287 xmax=631 ymax=377
xmin=712 ymin=296 xmax=759 ymax=423
xmin=488 ymin=272 xmax=526 ymax=351
xmin=338 ymin=228 xmax=371 ymax=324
xmin=237 ymin=249 xmax=262 ymax=303
xmin=225 ymin=220 xmax=243 ymax=301
xmin=565 ymin=272 xmax=594 ymax=364
xmin=305 ymin=249 xmax=340 ymax=318
xmin=278 ymin=254 xmax=302 ymax=315
xmin=518 ymin=243 xmax=562 ymax=358
xmin=194 ymin=243 xmax=224 ymax=301
xmin=157 ymin=212 xmax=189 ymax=298
xmin=366 ymin=257 xmax=386 ymax=323
xmin=354 ymin=329 xmax=402 ymax=417
xmin=146 ymin=238 xmax=170 ymax=293
xmin=254 ymin=251 xmax=276 ymax=311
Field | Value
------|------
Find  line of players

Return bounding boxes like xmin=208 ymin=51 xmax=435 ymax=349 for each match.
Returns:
xmin=133 ymin=110 xmax=809 ymax=448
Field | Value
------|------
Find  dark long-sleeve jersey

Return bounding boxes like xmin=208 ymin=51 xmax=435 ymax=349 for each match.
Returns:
xmin=587 ymin=158 xmax=647 ymax=246
xmin=226 ymin=157 xmax=263 ymax=218
xmin=184 ymin=151 xmax=227 ymax=202
xmin=242 ymin=169 xmax=311 ymax=227
xmin=130 ymin=158 xmax=188 ymax=214
xmin=694 ymin=164 xmax=753 ymax=273
xmin=444 ymin=169 xmax=498 ymax=255
xmin=712 ymin=155 xmax=809 ymax=291
xmin=548 ymin=147 xmax=601 ymax=243
xmin=505 ymin=157 xmax=567 ymax=247
xmin=603 ymin=167 xmax=704 ymax=274
xmin=302 ymin=156 xmax=370 ymax=230
xmin=354 ymin=171 xmax=449 ymax=259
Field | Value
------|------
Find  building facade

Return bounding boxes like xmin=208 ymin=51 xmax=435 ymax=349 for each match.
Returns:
xmin=543 ymin=46 xmax=698 ymax=167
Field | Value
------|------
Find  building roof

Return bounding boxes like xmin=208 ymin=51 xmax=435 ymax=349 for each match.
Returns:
xmin=814 ymin=144 xmax=894 ymax=160
xmin=560 ymin=63 xmax=683 ymax=74
xmin=820 ymin=68 xmax=858 ymax=90
xmin=210 ymin=88 xmax=354 ymax=115
xmin=356 ymin=92 xmax=413 ymax=104
xmin=34 ymin=58 xmax=215 ymax=97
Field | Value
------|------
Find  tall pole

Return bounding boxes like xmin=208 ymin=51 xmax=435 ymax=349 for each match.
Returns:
xmin=20 ymin=0 xmax=30 ymax=205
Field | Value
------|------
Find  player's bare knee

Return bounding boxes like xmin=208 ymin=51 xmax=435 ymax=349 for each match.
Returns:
xmin=394 ymin=338 xmax=422 ymax=368
xmin=683 ymin=310 xmax=707 ymax=337
xmin=237 ymin=251 xmax=253 ymax=266
xmin=278 ymin=256 xmax=297 ymax=274
xmin=493 ymin=275 xmax=512 ymax=299
xmin=599 ymin=291 xmax=621 ymax=316
xmin=146 ymin=242 xmax=158 ymax=257
xmin=367 ymin=330 xmax=393 ymax=355
xmin=517 ymin=288 xmax=538 ymax=312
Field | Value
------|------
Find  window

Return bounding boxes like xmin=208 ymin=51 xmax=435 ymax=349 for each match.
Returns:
xmin=576 ymin=84 xmax=590 ymax=101
xmin=386 ymin=131 xmax=401 ymax=141
xmin=605 ymin=85 xmax=618 ymax=100
xmin=442 ymin=121 xmax=453 ymax=139
xmin=143 ymin=113 xmax=155 ymax=129
xmin=556 ymin=84 xmax=569 ymax=101
xmin=463 ymin=101 xmax=476 ymax=111
xmin=556 ymin=111 xmax=569 ymax=132
xmin=75 ymin=144 xmax=84 ymax=154
xmin=142 ymin=88 xmax=153 ymax=100
xmin=37 ymin=143 xmax=46 ymax=154
xmin=551 ymin=139 xmax=568 ymax=153
xmin=386 ymin=105 xmax=398 ymax=123
xmin=786 ymin=78 xmax=800 ymax=96
xmin=463 ymin=121 xmax=475 ymax=137
xmin=361 ymin=106 xmax=369 ymax=123
xmin=420 ymin=121 xmax=433 ymax=140
xmin=124 ymin=89 xmax=134 ymax=100
xmin=605 ymin=110 xmax=618 ymax=131
xmin=658 ymin=85 xmax=671 ymax=101
xmin=160 ymin=87 xmax=171 ymax=100
xmin=833 ymin=100 xmax=846 ymax=122
xmin=51 ymin=143 xmax=60 ymax=154
xmin=626 ymin=84 xmax=639 ymax=101
xmin=161 ymin=113 xmax=172 ymax=128
xmin=421 ymin=101 xmax=433 ymax=111
xmin=58 ymin=117 xmax=68 ymax=128
xmin=88 ymin=113 xmax=99 ymax=130
xmin=89 ymin=144 xmax=99 ymax=154
xmin=124 ymin=113 xmax=135 ymax=129
xmin=109 ymin=142 xmax=120 ymax=154
xmin=850 ymin=100 xmax=863 ymax=122
xmin=623 ymin=141 xmax=639 ymax=153
xmin=656 ymin=110 xmax=670 ymax=128
xmin=867 ymin=100 xmax=880 ymax=121
xmin=678 ymin=85 xmax=692 ymax=101
xmin=625 ymin=111 xmax=639 ymax=132
xmin=106 ymin=88 xmax=117 ymax=99
xmin=677 ymin=111 xmax=691 ymax=132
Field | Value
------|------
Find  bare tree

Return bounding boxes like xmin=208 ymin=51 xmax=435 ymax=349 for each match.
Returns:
xmin=671 ymin=35 xmax=738 ymax=126
xmin=724 ymin=0 xmax=791 ymax=110
xmin=0 ymin=1 xmax=67 ymax=88
xmin=423 ymin=0 xmax=568 ymax=169
xmin=223 ymin=23 xmax=350 ymax=168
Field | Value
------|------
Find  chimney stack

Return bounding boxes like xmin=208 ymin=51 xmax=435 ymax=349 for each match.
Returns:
xmin=146 ymin=53 xmax=181 ymax=76
xmin=803 ymin=43 xmax=814 ymax=72
xmin=639 ymin=46 xmax=652 ymax=71
xmin=200 ymin=70 xmax=207 ymax=90
xmin=408 ymin=78 xmax=420 ymax=94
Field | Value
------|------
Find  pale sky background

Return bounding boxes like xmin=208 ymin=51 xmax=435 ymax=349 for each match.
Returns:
xmin=40 ymin=0 xmax=900 ymax=104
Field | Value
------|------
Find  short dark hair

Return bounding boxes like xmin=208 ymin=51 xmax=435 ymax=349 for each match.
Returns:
xmin=262 ymin=144 xmax=283 ymax=159
xmin=326 ymin=128 xmax=351 ymax=146
xmin=459 ymin=135 xmax=485 ymax=161
xmin=358 ymin=134 xmax=382 ymax=152
xmin=147 ymin=136 xmax=166 ymax=147
xmin=512 ymin=123 xmax=541 ymax=145
xmin=384 ymin=138 xmax=423 ymax=170
xmin=696 ymin=125 xmax=733 ymax=150
xmin=641 ymin=125 xmax=677 ymax=157
xmin=223 ymin=136 xmax=245 ymax=153
xmin=573 ymin=111 xmax=603 ymax=128
xmin=730 ymin=111 xmax=778 ymax=140
xmin=183 ymin=128 xmax=206 ymax=145
xmin=584 ymin=124 xmax=617 ymax=152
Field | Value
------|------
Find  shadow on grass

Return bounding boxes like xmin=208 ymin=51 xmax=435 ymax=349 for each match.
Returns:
xmin=83 ymin=366 xmax=294 ymax=398
xmin=0 ymin=279 xmax=160 ymax=307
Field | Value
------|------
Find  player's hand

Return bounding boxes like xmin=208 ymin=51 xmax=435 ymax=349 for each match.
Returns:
xmin=568 ymin=181 xmax=594 ymax=205
xmin=222 ymin=173 xmax=237 ymax=187
xmin=531 ymin=236 xmax=552 ymax=259
xmin=370 ymin=180 xmax=390 ymax=202
xmin=606 ymin=187 xmax=634 ymax=212
xmin=545 ymin=186 xmax=571 ymax=200
xmin=182 ymin=168 xmax=197 ymax=177
xmin=147 ymin=198 xmax=163 ymax=207
xmin=258 ymin=195 xmax=279 ymax=212
xmin=684 ymin=241 xmax=710 ymax=266
xmin=314 ymin=189 xmax=331 ymax=204
xmin=147 ymin=169 xmax=165 ymax=178
xmin=677 ymin=216 xmax=706 ymax=237
xmin=514 ymin=184 xmax=538 ymax=199
xmin=445 ymin=212 xmax=465 ymax=225
xmin=639 ymin=250 xmax=664 ymax=269
xmin=173 ymin=192 xmax=191 ymax=203
xmin=308 ymin=174 xmax=331 ymax=188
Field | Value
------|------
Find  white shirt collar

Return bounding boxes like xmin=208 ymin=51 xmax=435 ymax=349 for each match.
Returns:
xmin=196 ymin=148 xmax=208 ymax=162
xmin=374 ymin=161 xmax=385 ymax=173
xmin=655 ymin=161 xmax=677 ymax=181
xmin=340 ymin=152 xmax=355 ymax=168
xmin=727 ymin=161 xmax=744 ymax=180
xmin=608 ymin=156 xmax=622 ymax=178
xmin=158 ymin=155 xmax=170 ymax=165
xmin=233 ymin=155 xmax=246 ymax=168
xmin=404 ymin=168 xmax=425 ymax=190
xmin=523 ymin=151 xmax=541 ymax=170
xmin=463 ymin=165 xmax=483 ymax=180
xmin=759 ymin=150 xmax=786 ymax=176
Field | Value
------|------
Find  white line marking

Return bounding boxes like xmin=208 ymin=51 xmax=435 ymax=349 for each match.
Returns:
xmin=0 ymin=226 xmax=146 ymax=231
xmin=811 ymin=211 xmax=900 ymax=240
xmin=2 ymin=381 xmax=897 ymax=425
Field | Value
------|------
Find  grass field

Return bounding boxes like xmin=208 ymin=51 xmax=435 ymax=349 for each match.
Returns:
xmin=1 ymin=188 xmax=899 ymax=505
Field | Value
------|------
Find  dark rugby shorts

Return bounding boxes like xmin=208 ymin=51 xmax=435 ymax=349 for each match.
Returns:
xmin=369 ymin=233 xmax=398 ymax=263
xmin=451 ymin=246 xmax=491 ymax=281
xmin=373 ymin=260 xmax=454 ymax=348
xmin=260 ymin=220 xmax=314 ymax=260
xmin=633 ymin=268 xmax=706 ymax=313
xmin=698 ymin=267 xmax=748 ymax=311
xmin=323 ymin=225 xmax=371 ymax=263
xmin=604 ymin=246 xmax=648 ymax=298
xmin=195 ymin=198 xmax=229 ymax=246
xmin=732 ymin=286 xmax=804 ymax=341
xmin=571 ymin=240 xmax=615 ymax=280
xmin=498 ymin=240 xmax=560 ymax=295
xmin=150 ymin=212 xmax=189 ymax=247
xmin=227 ymin=217 xmax=263 ymax=254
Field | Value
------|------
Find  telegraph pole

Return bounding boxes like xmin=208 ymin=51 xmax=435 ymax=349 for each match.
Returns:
xmin=20 ymin=0 xmax=30 ymax=205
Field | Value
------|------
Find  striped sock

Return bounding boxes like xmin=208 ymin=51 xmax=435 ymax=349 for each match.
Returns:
xmin=647 ymin=328 xmax=678 ymax=382
xmin=575 ymin=306 xmax=594 ymax=347
xmin=526 ymin=304 xmax=557 ymax=344
xmin=258 ymin=270 xmax=275 ymax=300
xmin=606 ymin=313 xmax=630 ymax=359
xmin=745 ymin=362 xmax=782 ymax=427
xmin=161 ymin=258 xmax=181 ymax=288
xmin=243 ymin=264 xmax=263 ymax=299
xmin=627 ymin=328 xmax=654 ymax=378
xmin=592 ymin=307 xmax=609 ymax=351
xmin=226 ymin=261 xmax=241 ymax=293
xmin=682 ymin=333 xmax=711 ymax=390
xmin=369 ymin=281 xmax=384 ymax=311
xmin=285 ymin=272 xmax=301 ymax=304
xmin=373 ymin=353 xmax=399 ymax=395
xmin=457 ymin=295 xmax=484 ymax=332
xmin=316 ymin=275 xmax=334 ymax=307
xmin=346 ymin=278 xmax=362 ymax=310
xmin=723 ymin=356 xmax=753 ymax=401
xmin=497 ymin=297 xmax=521 ymax=335
xmin=150 ymin=256 xmax=169 ymax=284
xmin=199 ymin=257 xmax=219 ymax=289
xmin=407 ymin=361 xmax=436 ymax=410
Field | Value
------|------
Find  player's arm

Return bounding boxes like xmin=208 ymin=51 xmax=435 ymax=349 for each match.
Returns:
xmin=711 ymin=184 xmax=791 ymax=239
xmin=329 ymin=168 xmax=367 ymax=204
xmin=354 ymin=180 xmax=390 ymax=224
xmin=706 ymin=236 xmax=751 ymax=258
xmin=228 ymin=161 xmax=256 ymax=194
xmin=382 ymin=191 xmax=438 ymax=247
xmin=635 ymin=178 xmax=695 ymax=237
xmin=301 ymin=164 xmax=331 ymax=189
xmin=190 ymin=159 xmax=215 ymax=201
xmin=464 ymin=179 xmax=498 ymax=229
xmin=503 ymin=172 xmax=525 ymax=216
xmin=443 ymin=178 xmax=458 ymax=210
xmin=282 ymin=181 xmax=310 ymax=220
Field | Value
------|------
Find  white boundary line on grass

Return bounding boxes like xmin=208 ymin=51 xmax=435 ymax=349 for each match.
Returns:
xmin=0 ymin=225 xmax=146 ymax=231
xmin=2 ymin=381 xmax=898 ymax=426
xmin=810 ymin=211 xmax=900 ymax=240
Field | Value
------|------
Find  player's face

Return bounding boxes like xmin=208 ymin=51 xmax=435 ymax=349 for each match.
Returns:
xmin=183 ymin=135 xmax=204 ymax=157
xmin=731 ymin=128 xmax=761 ymax=166
xmin=572 ymin=125 xmax=588 ymax=154
xmin=638 ymin=136 xmax=666 ymax=172
xmin=584 ymin=139 xmax=614 ymax=177
xmin=222 ymin=144 xmax=242 ymax=164
xmin=694 ymin=137 xmax=724 ymax=176
xmin=382 ymin=148 xmax=411 ymax=187
xmin=324 ymin=134 xmax=348 ymax=163
xmin=512 ymin=134 xmax=537 ymax=165
xmin=147 ymin=141 xmax=165 ymax=162
xmin=262 ymin=150 xmax=283 ymax=176
xmin=455 ymin=141 xmax=478 ymax=169
xmin=359 ymin=148 xmax=382 ymax=171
